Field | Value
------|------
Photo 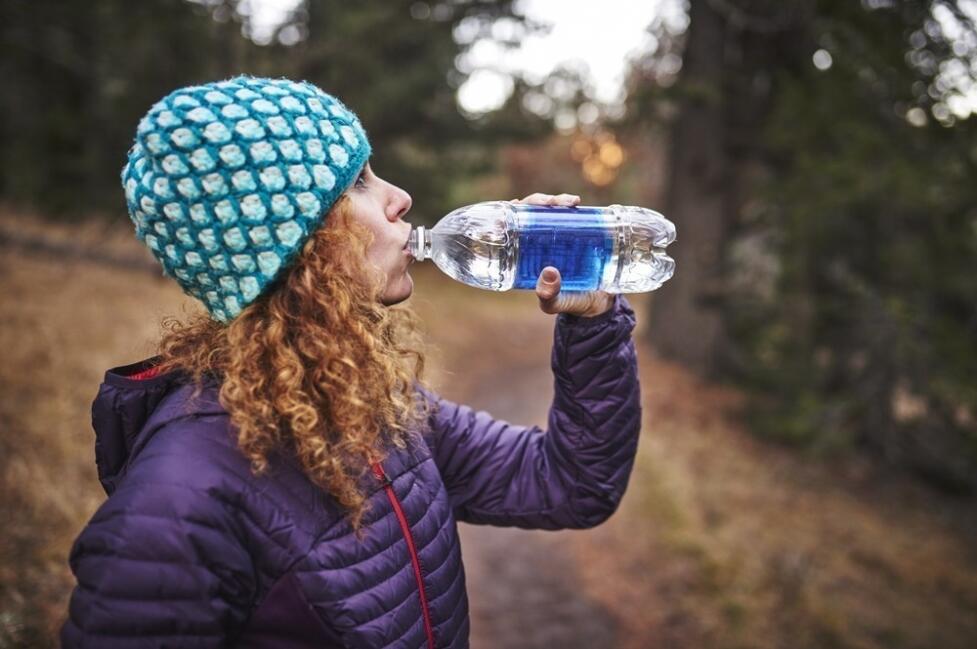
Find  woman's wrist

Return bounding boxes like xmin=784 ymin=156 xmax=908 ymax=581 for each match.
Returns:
xmin=558 ymin=294 xmax=621 ymax=325
xmin=575 ymin=292 xmax=615 ymax=318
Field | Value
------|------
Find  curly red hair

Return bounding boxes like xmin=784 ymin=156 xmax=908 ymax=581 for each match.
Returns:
xmin=154 ymin=195 xmax=431 ymax=530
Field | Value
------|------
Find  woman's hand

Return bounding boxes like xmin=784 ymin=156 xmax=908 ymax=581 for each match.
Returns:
xmin=512 ymin=193 xmax=616 ymax=318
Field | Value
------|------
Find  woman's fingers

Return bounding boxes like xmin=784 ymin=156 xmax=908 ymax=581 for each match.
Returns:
xmin=513 ymin=193 xmax=581 ymax=207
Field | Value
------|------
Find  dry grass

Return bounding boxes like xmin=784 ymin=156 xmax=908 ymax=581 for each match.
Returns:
xmin=0 ymin=212 xmax=192 ymax=647
xmin=565 ymin=355 xmax=977 ymax=649
xmin=1 ymin=211 xmax=976 ymax=648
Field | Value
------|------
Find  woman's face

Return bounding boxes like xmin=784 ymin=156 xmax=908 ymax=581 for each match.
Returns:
xmin=344 ymin=163 xmax=415 ymax=305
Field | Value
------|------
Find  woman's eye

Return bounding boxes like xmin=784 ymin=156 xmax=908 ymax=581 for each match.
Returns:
xmin=354 ymin=172 xmax=367 ymax=187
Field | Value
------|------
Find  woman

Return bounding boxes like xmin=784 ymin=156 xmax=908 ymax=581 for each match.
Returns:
xmin=62 ymin=76 xmax=641 ymax=648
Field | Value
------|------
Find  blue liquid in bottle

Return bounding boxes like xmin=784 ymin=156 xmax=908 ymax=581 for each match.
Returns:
xmin=408 ymin=201 xmax=675 ymax=293
xmin=512 ymin=206 xmax=615 ymax=291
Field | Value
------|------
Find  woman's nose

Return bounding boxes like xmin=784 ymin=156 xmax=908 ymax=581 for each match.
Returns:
xmin=387 ymin=184 xmax=412 ymax=222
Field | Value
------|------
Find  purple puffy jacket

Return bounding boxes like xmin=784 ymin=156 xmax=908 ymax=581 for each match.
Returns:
xmin=61 ymin=296 xmax=641 ymax=648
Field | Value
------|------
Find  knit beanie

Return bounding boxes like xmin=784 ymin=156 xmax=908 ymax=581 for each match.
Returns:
xmin=122 ymin=76 xmax=372 ymax=323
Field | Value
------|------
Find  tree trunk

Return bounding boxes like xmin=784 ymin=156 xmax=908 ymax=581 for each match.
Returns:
xmin=648 ymin=0 xmax=730 ymax=376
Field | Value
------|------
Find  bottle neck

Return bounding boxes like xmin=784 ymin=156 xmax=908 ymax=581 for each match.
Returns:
xmin=407 ymin=226 xmax=431 ymax=262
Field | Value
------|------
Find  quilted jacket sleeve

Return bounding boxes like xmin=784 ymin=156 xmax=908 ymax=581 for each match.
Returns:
xmin=61 ymin=448 xmax=256 ymax=647
xmin=425 ymin=295 xmax=641 ymax=529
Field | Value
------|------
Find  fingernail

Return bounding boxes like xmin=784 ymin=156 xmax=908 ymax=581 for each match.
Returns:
xmin=543 ymin=269 xmax=557 ymax=282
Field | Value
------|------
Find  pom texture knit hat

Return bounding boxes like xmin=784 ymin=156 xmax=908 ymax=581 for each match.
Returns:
xmin=122 ymin=76 xmax=372 ymax=322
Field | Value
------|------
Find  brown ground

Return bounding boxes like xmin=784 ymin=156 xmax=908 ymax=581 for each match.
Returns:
xmin=2 ymin=212 xmax=976 ymax=648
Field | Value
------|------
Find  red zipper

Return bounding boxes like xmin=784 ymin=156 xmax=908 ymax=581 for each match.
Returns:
xmin=372 ymin=463 xmax=436 ymax=649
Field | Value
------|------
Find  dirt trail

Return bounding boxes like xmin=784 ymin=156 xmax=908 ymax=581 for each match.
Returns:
xmin=417 ymin=286 xmax=653 ymax=648
xmin=455 ymin=356 xmax=620 ymax=649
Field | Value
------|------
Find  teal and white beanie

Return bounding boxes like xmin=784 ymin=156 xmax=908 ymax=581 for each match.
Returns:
xmin=122 ymin=76 xmax=372 ymax=323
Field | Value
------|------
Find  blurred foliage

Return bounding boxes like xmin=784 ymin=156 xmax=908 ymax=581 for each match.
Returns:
xmin=0 ymin=0 xmax=549 ymax=222
xmin=737 ymin=0 xmax=977 ymax=490
xmin=623 ymin=0 xmax=977 ymax=490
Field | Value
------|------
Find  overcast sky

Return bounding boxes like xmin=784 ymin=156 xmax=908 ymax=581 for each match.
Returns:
xmin=246 ymin=0 xmax=685 ymax=113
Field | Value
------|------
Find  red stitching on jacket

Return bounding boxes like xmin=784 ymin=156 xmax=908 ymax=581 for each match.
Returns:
xmin=372 ymin=463 xmax=436 ymax=649
xmin=127 ymin=365 xmax=162 ymax=380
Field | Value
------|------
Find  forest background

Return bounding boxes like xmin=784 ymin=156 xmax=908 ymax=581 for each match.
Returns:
xmin=2 ymin=1 xmax=976 ymax=647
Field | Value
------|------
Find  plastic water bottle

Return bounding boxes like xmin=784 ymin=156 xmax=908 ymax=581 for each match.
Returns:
xmin=407 ymin=201 xmax=676 ymax=292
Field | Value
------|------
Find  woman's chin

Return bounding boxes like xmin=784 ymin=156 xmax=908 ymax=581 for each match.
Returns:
xmin=381 ymin=273 xmax=413 ymax=306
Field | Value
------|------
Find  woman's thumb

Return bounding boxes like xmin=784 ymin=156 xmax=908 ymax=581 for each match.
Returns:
xmin=536 ymin=267 xmax=563 ymax=313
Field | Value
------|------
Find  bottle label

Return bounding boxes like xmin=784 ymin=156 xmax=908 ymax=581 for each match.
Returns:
xmin=511 ymin=206 xmax=617 ymax=291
